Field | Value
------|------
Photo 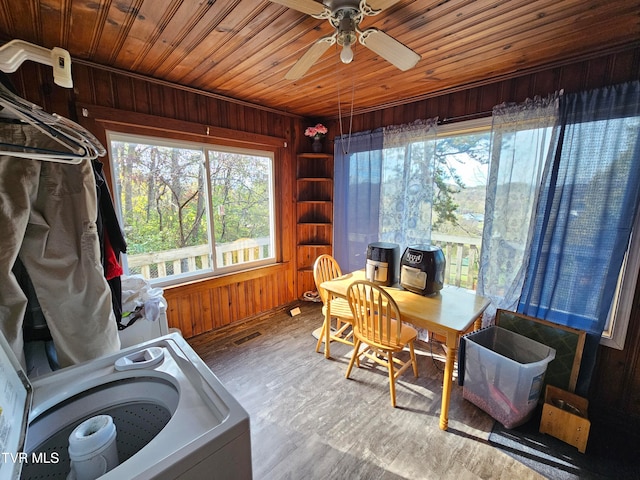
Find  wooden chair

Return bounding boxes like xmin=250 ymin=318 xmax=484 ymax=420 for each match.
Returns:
xmin=345 ymin=280 xmax=419 ymax=407
xmin=313 ymin=254 xmax=354 ymax=356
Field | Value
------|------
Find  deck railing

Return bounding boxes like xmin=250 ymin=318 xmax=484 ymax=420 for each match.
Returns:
xmin=126 ymin=237 xmax=271 ymax=279
xmin=127 ymin=233 xmax=481 ymax=290
xmin=430 ymin=233 xmax=482 ymax=291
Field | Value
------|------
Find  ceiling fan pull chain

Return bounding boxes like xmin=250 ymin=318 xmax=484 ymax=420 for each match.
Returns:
xmin=337 ymin=54 xmax=346 ymax=154
xmin=336 ymin=53 xmax=354 ymax=156
xmin=347 ymin=72 xmax=355 ymax=154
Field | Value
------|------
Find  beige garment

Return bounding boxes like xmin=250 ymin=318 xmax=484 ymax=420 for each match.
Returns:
xmin=0 ymin=123 xmax=120 ymax=367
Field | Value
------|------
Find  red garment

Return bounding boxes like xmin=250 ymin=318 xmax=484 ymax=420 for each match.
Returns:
xmin=104 ymin=231 xmax=123 ymax=280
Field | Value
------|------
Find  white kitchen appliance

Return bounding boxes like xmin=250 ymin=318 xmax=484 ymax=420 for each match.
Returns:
xmin=117 ymin=307 xmax=170 ymax=349
xmin=0 ymin=332 xmax=252 ymax=480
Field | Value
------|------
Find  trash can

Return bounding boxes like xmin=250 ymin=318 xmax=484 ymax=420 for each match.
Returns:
xmin=462 ymin=326 xmax=556 ymax=429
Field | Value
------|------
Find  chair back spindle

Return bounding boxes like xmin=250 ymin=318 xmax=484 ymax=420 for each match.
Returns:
xmin=345 ymin=280 xmax=419 ymax=407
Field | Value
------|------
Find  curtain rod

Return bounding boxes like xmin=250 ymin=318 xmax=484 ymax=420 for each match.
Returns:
xmin=439 ymin=111 xmax=492 ymax=124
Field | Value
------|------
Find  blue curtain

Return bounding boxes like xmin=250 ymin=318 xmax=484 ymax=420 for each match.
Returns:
xmin=519 ymin=81 xmax=640 ymax=336
xmin=333 ymin=120 xmax=438 ymax=273
xmin=334 ymin=130 xmax=383 ymax=272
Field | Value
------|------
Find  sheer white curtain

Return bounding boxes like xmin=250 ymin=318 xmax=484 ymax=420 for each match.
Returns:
xmin=380 ymin=119 xmax=438 ymax=247
xmin=477 ymin=95 xmax=560 ymax=324
xmin=334 ymin=119 xmax=438 ymax=273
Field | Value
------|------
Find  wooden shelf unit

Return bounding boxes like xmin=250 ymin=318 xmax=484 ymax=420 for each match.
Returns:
xmin=296 ymin=153 xmax=333 ymax=298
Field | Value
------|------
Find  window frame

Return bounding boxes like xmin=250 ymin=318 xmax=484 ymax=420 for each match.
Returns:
xmin=601 ymin=205 xmax=640 ymax=349
xmin=203 ymin=143 xmax=277 ymax=275
xmin=106 ymin=129 xmax=278 ymax=287
xmin=384 ymin=116 xmax=634 ymax=349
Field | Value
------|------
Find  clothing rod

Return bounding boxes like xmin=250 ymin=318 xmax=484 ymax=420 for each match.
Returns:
xmin=0 ymin=39 xmax=72 ymax=88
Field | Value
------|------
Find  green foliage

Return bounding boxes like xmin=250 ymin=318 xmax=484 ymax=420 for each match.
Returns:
xmin=208 ymin=151 xmax=271 ymax=243
xmin=432 ymin=132 xmax=490 ymax=233
xmin=112 ymin=139 xmax=272 ymax=256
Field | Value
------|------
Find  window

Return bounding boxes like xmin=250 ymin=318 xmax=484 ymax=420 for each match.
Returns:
xmin=430 ymin=121 xmax=491 ymax=290
xmin=596 ymin=112 xmax=640 ymax=349
xmin=107 ymin=132 xmax=276 ymax=286
xmin=334 ymin=118 xmax=490 ymax=289
xmin=601 ymin=207 xmax=640 ymax=349
xmin=338 ymin=115 xmax=636 ymax=347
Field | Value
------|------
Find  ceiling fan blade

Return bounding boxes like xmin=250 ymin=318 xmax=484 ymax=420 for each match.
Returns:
xmin=359 ymin=28 xmax=420 ymax=71
xmin=364 ymin=0 xmax=403 ymax=12
xmin=285 ymin=36 xmax=336 ymax=80
xmin=268 ymin=0 xmax=329 ymax=17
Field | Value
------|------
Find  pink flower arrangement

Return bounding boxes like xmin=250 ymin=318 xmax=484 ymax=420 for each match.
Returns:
xmin=304 ymin=123 xmax=328 ymax=139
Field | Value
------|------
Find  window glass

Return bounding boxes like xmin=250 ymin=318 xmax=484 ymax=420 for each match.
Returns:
xmin=431 ymin=128 xmax=490 ymax=290
xmin=433 ymin=131 xmax=490 ymax=237
xmin=108 ymin=133 xmax=275 ymax=285
xmin=207 ymin=149 xmax=275 ymax=269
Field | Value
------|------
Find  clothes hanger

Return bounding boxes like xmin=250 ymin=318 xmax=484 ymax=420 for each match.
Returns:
xmin=0 ymin=40 xmax=105 ymax=163
xmin=0 ymin=83 xmax=103 ymax=163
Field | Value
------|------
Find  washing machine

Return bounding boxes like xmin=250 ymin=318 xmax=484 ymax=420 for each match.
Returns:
xmin=118 ymin=307 xmax=171 ymax=349
xmin=0 ymin=332 xmax=252 ymax=480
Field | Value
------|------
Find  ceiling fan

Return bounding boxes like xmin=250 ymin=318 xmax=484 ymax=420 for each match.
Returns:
xmin=269 ymin=0 xmax=421 ymax=80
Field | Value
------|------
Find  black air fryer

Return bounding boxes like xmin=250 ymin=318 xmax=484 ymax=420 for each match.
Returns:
xmin=365 ymin=242 xmax=400 ymax=286
xmin=400 ymin=244 xmax=445 ymax=295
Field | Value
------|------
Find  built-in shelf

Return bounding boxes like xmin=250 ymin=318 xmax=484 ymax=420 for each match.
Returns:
xmin=296 ymin=153 xmax=333 ymax=298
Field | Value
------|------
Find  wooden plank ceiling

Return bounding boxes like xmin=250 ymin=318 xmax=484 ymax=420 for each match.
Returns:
xmin=0 ymin=0 xmax=638 ymax=118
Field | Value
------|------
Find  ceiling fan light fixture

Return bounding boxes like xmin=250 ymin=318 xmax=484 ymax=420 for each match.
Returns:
xmin=340 ymin=44 xmax=354 ymax=64
xmin=276 ymin=0 xmax=420 ymax=79
xmin=336 ymin=10 xmax=358 ymax=64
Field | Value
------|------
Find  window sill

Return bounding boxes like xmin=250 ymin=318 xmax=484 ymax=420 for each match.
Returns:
xmin=160 ymin=262 xmax=290 ymax=291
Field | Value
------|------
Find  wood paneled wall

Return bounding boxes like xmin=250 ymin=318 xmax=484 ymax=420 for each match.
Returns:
xmin=323 ymin=47 xmax=640 ymax=138
xmin=8 ymin=45 xmax=640 ymax=425
xmin=321 ymin=46 xmax=640 ymax=426
xmin=163 ymin=264 xmax=294 ymax=338
xmin=8 ymin=61 xmax=308 ymax=339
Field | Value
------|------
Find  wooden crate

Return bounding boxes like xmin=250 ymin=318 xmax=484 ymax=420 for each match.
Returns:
xmin=539 ymin=385 xmax=591 ymax=453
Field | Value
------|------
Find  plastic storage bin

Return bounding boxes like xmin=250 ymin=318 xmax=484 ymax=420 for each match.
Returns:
xmin=462 ymin=326 xmax=556 ymax=428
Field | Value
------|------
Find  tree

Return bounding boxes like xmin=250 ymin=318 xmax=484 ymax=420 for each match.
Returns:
xmin=209 ymin=151 xmax=271 ymax=244
xmin=112 ymin=140 xmax=207 ymax=253
xmin=432 ymin=132 xmax=490 ymax=234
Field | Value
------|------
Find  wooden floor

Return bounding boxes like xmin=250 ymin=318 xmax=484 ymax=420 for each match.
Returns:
xmin=188 ymin=302 xmax=544 ymax=480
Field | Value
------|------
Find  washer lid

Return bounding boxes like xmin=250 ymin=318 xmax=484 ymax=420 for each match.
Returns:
xmin=0 ymin=333 xmax=32 ymax=480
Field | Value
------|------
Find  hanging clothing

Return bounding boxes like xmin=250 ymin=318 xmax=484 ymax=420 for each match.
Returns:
xmin=103 ymin=232 xmax=124 ymax=280
xmin=93 ymin=159 xmax=126 ymax=270
xmin=93 ymin=159 xmax=126 ymax=325
xmin=0 ymin=122 xmax=121 ymax=367
xmin=12 ymin=257 xmax=50 ymax=342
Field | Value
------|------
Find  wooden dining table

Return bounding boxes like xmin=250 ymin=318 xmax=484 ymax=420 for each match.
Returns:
xmin=320 ymin=269 xmax=490 ymax=431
